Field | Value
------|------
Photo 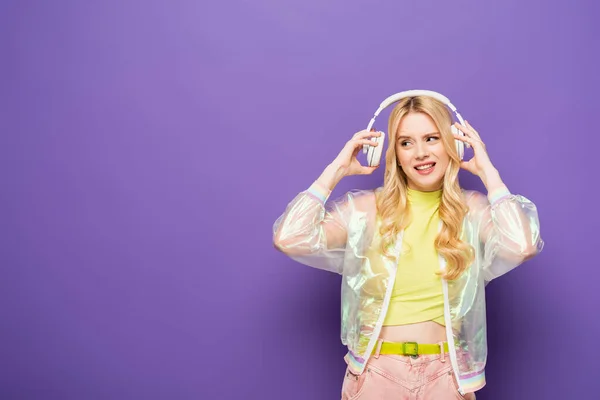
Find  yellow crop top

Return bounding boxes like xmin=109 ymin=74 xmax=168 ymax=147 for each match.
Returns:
xmin=382 ymin=187 xmax=445 ymax=326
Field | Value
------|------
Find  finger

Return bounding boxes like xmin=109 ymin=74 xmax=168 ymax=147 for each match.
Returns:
xmin=452 ymin=132 xmax=472 ymax=143
xmin=359 ymin=165 xmax=379 ymax=174
xmin=453 ymin=131 xmax=485 ymax=148
xmin=453 ymin=122 xmax=474 ymax=137
xmin=452 ymin=132 xmax=480 ymax=149
xmin=353 ymin=129 xmax=372 ymax=139
xmin=464 ymin=120 xmax=481 ymax=140
xmin=453 ymin=123 xmax=475 ymax=146
xmin=352 ymin=130 xmax=364 ymax=139
xmin=354 ymin=138 xmax=379 ymax=147
xmin=349 ymin=139 xmax=378 ymax=154
xmin=357 ymin=130 xmax=382 ymax=140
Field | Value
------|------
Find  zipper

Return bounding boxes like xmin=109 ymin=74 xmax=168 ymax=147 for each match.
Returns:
xmin=439 ymin=253 xmax=465 ymax=396
xmin=360 ymin=232 xmax=403 ymax=373
xmin=436 ymin=219 xmax=465 ymax=395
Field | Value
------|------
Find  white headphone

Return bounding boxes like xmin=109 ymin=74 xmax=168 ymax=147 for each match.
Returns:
xmin=363 ymin=90 xmax=469 ymax=167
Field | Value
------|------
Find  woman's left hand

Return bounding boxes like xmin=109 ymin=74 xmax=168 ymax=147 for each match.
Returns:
xmin=452 ymin=120 xmax=496 ymax=178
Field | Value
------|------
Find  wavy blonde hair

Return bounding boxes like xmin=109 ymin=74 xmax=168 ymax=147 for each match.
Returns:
xmin=375 ymin=96 xmax=474 ymax=280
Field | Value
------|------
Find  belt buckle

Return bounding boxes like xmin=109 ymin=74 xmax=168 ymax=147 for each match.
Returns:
xmin=402 ymin=342 xmax=419 ymax=358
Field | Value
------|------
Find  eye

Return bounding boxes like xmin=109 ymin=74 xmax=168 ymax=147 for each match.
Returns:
xmin=427 ymin=136 xmax=439 ymax=142
xmin=400 ymin=140 xmax=411 ymax=147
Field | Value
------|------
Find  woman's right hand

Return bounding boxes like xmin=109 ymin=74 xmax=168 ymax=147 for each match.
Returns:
xmin=332 ymin=129 xmax=382 ymax=177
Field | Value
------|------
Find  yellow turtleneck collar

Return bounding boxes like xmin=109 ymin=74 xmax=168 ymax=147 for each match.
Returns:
xmin=406 ymin=187 xmax=442 ymax=205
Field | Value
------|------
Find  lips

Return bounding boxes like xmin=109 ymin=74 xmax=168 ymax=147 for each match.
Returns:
xmin=415 ymin=162 xmax=435 ymax=170
xmin=414 ymin=162 xmax=436 ymax=175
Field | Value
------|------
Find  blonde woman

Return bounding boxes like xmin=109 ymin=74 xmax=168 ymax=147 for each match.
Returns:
xmin=273 ymin=92 xmax=543 ymax=400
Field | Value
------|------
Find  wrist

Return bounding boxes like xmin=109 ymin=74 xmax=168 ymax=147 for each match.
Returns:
xmin=316 ymin=163 xmax=346 ymax=191
xmin=480 ymin=167 xmax=511 ymax=204
xmin=487 ymin=185 xmax=511 ymax=205
xmin=480 ymin=167 xmax=502 ymax=190
xmin=307 ymin=181 xmax=331 ymax=203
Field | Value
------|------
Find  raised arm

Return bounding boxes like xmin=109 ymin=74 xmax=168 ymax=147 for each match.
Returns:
xmin=452 ymin=120 xmax=544 ymax=282
xmin=273 ymin=180 xmax=350 ymax=274
xmin=466 ymin=187 xmax=543 ymax=282
xmin=273 ymin=130 xmax=382 ymax=274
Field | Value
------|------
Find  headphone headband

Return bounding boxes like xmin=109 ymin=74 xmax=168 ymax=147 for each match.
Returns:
xmin=363 ymin=89 xmax=468 ymax=166
xmin=366 ymin=89 xmax=465 ymax=131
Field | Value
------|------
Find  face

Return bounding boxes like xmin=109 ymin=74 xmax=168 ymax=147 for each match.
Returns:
xmin=395 ymin=112 xmax=450 ymax=192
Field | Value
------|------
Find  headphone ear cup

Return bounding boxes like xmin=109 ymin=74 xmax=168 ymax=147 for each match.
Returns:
xmin=367 ymin=131 xmax=386 ymax=167
xmin=450 ymin=125 xmax=464 ymax=161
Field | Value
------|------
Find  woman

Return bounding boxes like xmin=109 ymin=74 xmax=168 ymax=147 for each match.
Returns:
xmin=272 ymin=93 xmax=543 ymax=399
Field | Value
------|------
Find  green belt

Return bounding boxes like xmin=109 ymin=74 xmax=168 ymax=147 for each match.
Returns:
xmin=372 ymin=341 xmax=449 ymax=356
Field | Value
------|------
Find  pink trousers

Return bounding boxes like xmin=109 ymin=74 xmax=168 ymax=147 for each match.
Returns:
xmin=341 ymin=344 xmax=476 ymax=400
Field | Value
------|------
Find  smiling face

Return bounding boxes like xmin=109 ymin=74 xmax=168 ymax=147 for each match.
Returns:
xmin=395 ymin=112 xmax=450 ymax=192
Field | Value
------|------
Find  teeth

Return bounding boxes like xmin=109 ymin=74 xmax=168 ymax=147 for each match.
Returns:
xmin=416 ymin=164 xmax=434 ymax=170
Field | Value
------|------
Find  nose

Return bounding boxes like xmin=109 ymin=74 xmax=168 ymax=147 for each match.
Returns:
xmin=415 ymin=142 xmax=429 ymax=159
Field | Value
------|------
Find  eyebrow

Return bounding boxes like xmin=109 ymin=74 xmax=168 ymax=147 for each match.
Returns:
xmin=397 ymin=131 xmax=440 ymax=139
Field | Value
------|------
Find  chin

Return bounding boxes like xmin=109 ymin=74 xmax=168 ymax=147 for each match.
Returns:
xmin=410 ymin=175 xmax=444 ymax=191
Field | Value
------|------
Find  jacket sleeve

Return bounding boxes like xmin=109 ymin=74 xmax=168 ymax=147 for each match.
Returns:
xmin=467 ymin=187 xmax=544 ymax=282
xmin=272 ymin=182 xmax=353 ymax=275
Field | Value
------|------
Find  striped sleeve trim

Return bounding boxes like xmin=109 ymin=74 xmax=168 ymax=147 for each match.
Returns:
xmin=487 ymin=185 xmax=511 ymax=205
xmin=458 ymin=369 xmax=486 ymax=392
xmin=306 ymin=181 xmax=331 ymax=204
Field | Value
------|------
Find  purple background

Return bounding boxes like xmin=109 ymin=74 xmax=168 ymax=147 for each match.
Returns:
xmin=1 ymin=0 xmax=598 ymax=399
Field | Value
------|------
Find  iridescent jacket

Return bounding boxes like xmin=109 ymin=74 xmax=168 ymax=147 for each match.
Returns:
xmin=272 ymin=182 xmax=543 ymax=394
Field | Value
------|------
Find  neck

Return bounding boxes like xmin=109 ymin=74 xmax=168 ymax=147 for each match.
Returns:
xmin=406 ymin=186 xmax=442 ymax=204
